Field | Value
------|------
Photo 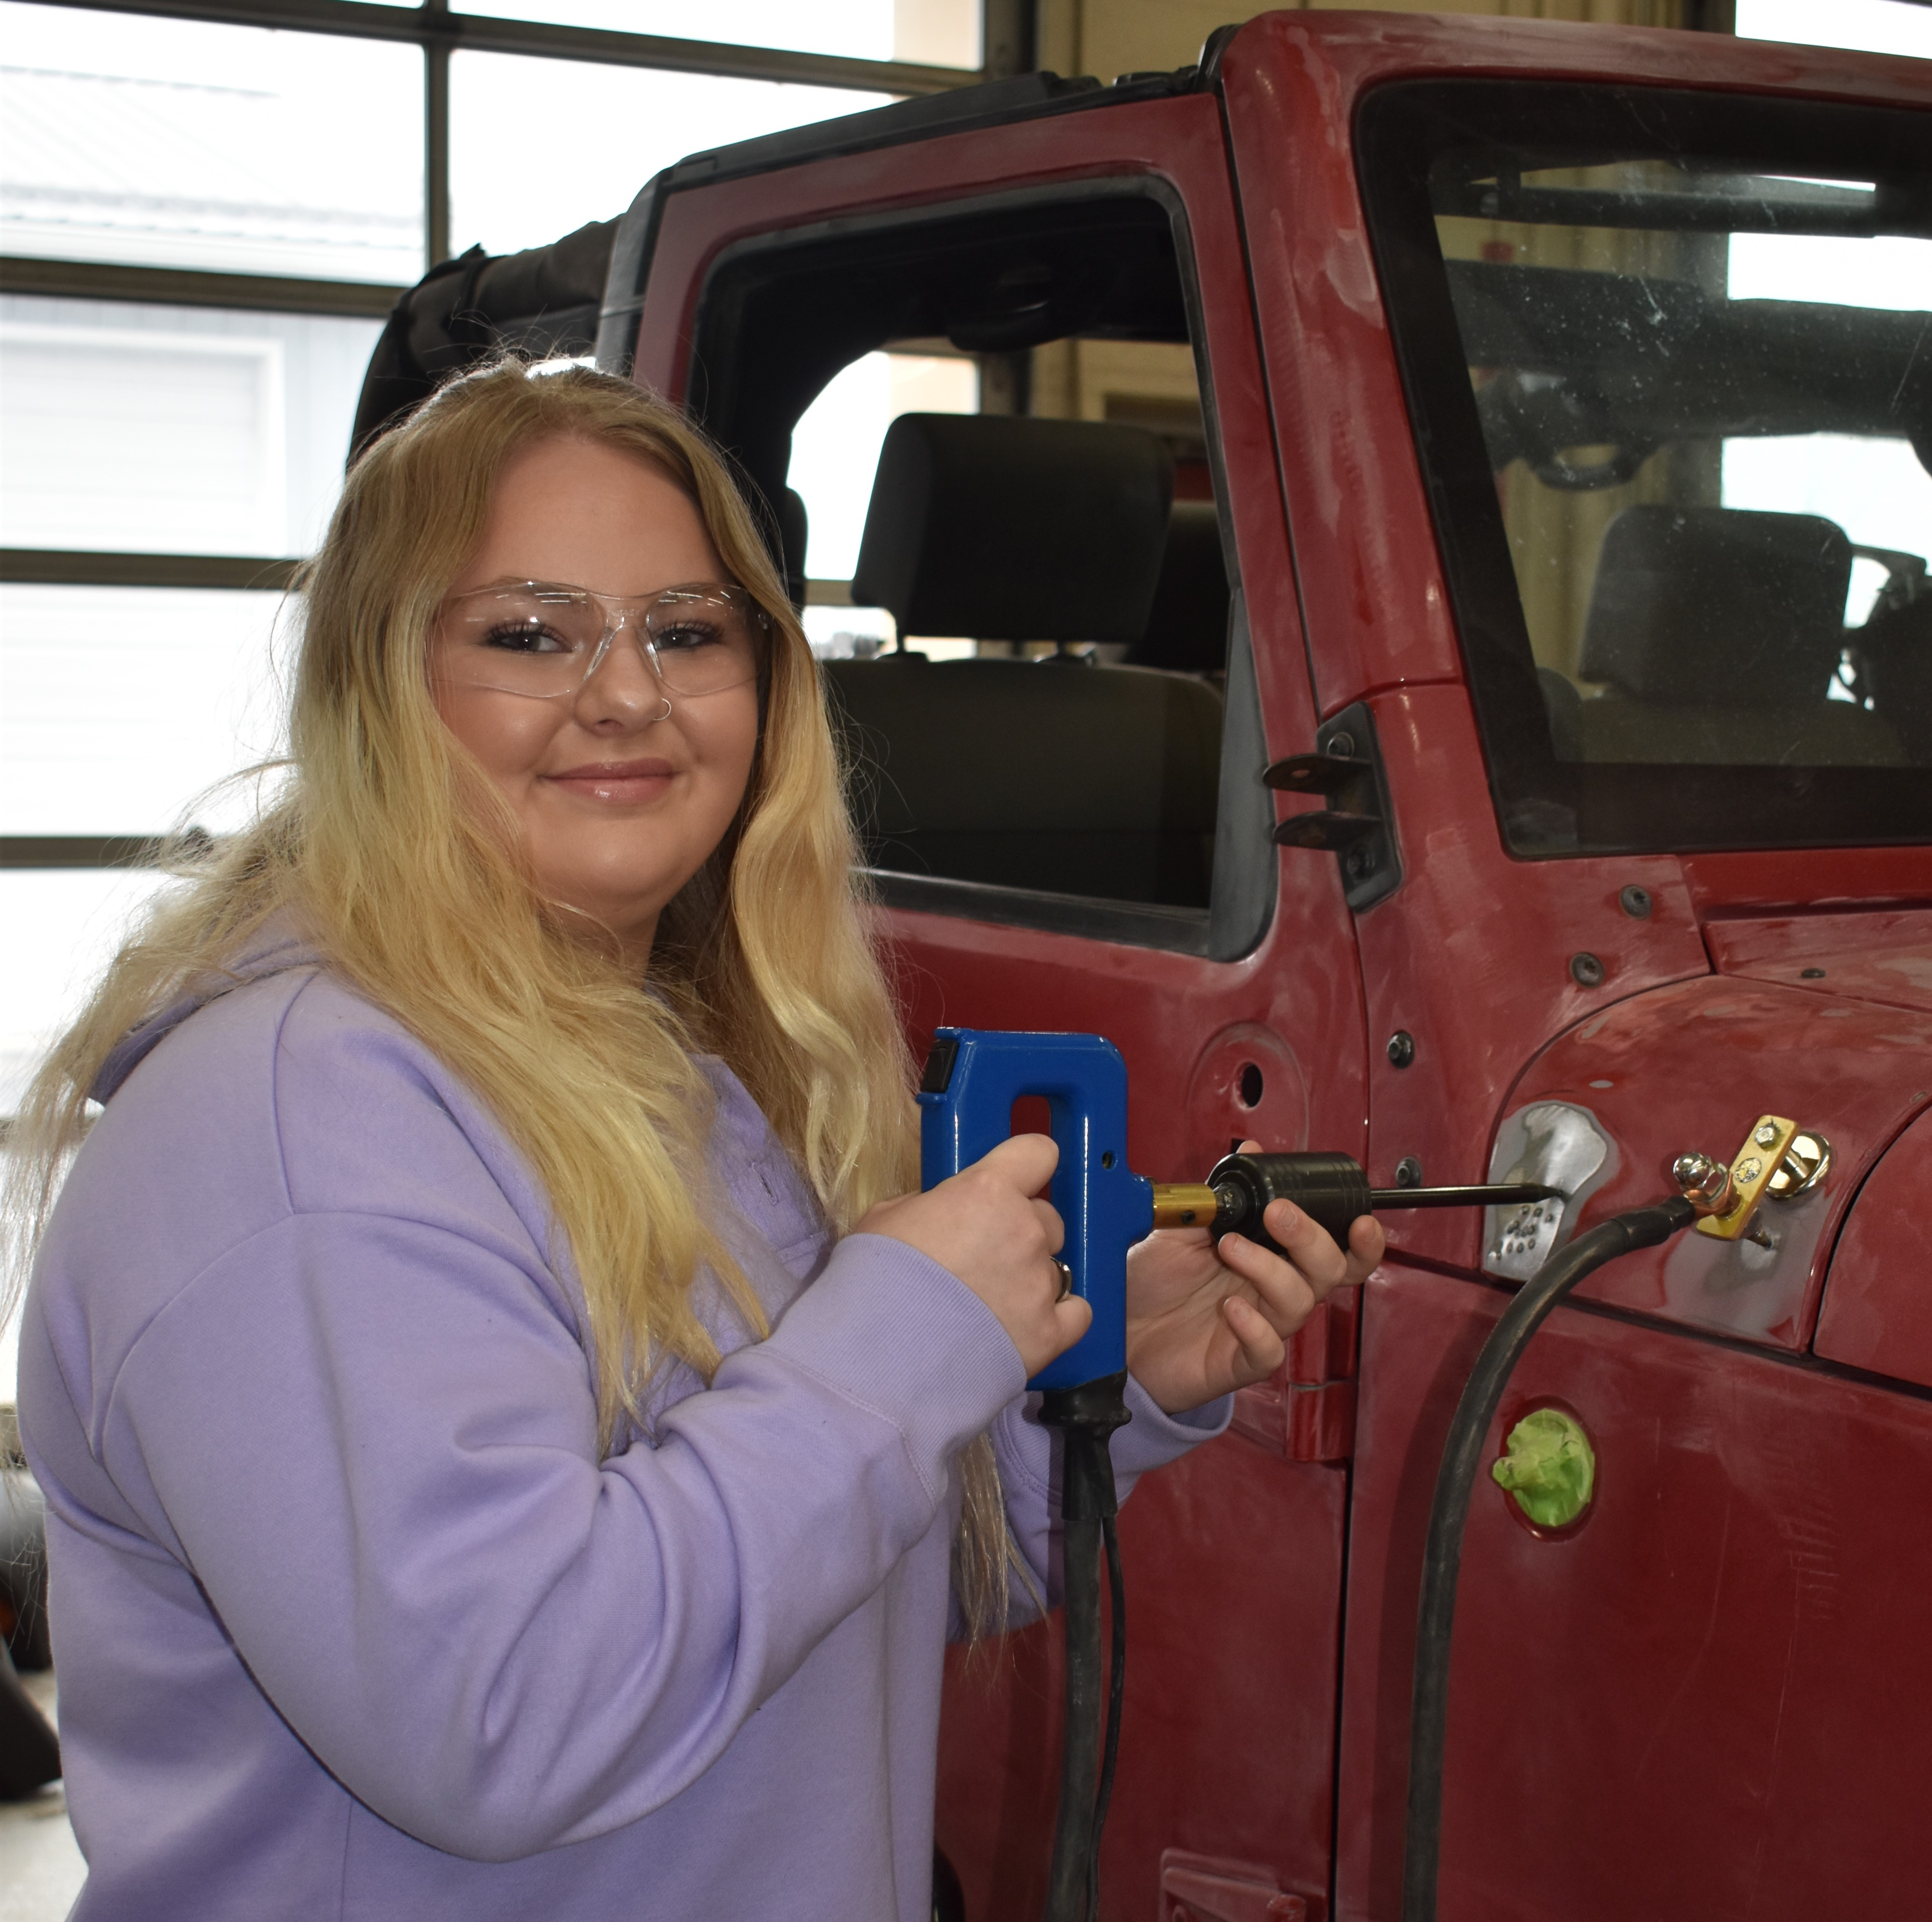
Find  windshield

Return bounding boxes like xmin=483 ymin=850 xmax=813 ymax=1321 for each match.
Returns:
xmin=1359 ymin=82 xmax=1932 ymax=855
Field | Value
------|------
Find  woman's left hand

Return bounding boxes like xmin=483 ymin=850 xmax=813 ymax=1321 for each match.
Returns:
xmin=1125 ymin=1141 xmax=1386 ymax=1415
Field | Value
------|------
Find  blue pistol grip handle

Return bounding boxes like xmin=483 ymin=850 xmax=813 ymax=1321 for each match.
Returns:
xmin=917 ymin=1028 xmax=1153 ymax=1393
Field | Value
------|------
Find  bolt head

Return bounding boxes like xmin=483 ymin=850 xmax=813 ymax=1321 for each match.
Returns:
xmin=1754 ymin=1122 xmax=1779 ymax=1148
xmin=1672 ymin=1152 xmax=1732 ymax=1211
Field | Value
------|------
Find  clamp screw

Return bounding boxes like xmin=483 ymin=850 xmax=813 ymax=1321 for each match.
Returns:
xmin=1754 ymin=1122 xmax=1780 ymax=1148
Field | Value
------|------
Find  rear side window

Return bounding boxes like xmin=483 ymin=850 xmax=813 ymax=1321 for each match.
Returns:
xmin=686 ymin=186 xmax=1261 ymax=954
xmin=1360 ymin=81 xmax=1932 ymax=857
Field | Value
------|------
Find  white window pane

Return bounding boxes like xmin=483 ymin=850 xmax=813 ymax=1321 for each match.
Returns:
xmin=450 ymin=54 xmax=893 ymax=258
xmin=455 ymin=0 xmax=980 ymax=69
xmin=1735 ymin=0 xmax=1932 ymax=57
xmin=0 ymin=2 xmax=423 ymax=282
xmin=0 ymin=868 xmax=173 ymax=1120
xmin=0 ymin=296 xmax=382 ymax=555
xmin=788 ymin=351 xmax=978 ymax=581
xmin=0 ymin=586 xmax=289 ymax=837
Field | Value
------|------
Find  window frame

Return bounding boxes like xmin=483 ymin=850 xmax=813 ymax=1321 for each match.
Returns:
xmin=680 ymin=173 xmax=1275 ymax=960
xmin=1355 ymin=76 xmax=1932 ymax=858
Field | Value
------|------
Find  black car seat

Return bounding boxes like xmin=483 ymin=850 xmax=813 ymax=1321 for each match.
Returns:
xmin=1858 ymin=579 xmax=1932 ymax=764
xmin=824 ymin=413 xmax=1223 ymax=907
xmin=1125 ymin=498 xmax=1231 ymax=677
xmin=1575 ymin=505 xmax=1904 ymax=766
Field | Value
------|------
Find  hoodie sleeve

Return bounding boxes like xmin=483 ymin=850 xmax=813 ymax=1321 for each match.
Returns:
xmin=99 ymin=1216 xmax=1024 ymax=1862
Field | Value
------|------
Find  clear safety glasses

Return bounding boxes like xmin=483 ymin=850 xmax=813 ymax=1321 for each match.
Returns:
xmin=434 ymin=580 xmax=768 ymax=703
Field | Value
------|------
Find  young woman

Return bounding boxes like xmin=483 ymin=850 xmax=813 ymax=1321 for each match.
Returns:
xmin=10 ymin=362 xmax=1381 ymax=1920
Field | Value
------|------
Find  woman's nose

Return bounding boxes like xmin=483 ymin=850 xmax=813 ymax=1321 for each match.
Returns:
xmin=574 ymin=625 xmax=670 ymax=726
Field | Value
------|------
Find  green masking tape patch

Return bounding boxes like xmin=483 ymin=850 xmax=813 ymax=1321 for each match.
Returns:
xmin=1491 ymin=1408 xmax=1595 ymax=1529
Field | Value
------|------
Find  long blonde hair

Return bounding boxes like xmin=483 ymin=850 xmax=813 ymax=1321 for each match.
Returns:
xmin=7 ymin=360 xmax=1012 ymax=1625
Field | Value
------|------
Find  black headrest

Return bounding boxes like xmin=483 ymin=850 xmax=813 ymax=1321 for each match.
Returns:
xmin=851 ymin=415 xmax=1173 ymax=640
xmin=1126 ymin=499 xmax=1230 ymax=673
xmin=1580 ymin=506 xmax=1852 ymax=705
xmin=778 ymin=488 xmax=808 ymax=608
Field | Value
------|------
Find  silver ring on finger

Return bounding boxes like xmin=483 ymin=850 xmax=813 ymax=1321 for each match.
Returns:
xmin=1051 ymin=1258 xmax=1074 ymax=1302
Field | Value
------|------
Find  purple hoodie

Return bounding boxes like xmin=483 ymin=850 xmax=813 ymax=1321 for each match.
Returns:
xmin=18 ymin=940 xmax=1227 ymax=1920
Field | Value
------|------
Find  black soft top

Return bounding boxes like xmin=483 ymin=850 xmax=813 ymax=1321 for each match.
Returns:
xmin=348 ymin=55 xmax=1220 ymax=456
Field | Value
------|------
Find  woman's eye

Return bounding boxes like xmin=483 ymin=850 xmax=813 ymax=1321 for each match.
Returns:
xmin=482 ymin=621 xmax=571 ymax=655
xmin=653 ymin=621 xmax=723 ymax=653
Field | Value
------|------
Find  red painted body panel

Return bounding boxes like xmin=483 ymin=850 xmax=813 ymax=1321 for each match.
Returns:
xmin=1488 ymin=977 xmax=1932 ymax=1348
xmin=1815 ymin=1105 xmax=1932 ymax=1387
xmin=1338 ymin=1261 xmax=1932 ymax=1922
xmin=937 ymin=1442 xmax=1348 ymax=1921
xmin=1706 ymin=909 xmax=1932 ymax=1015
xmin=1682 ymin=848 xmax=1932 ymax=918
xmin=622 ymin=13 xmax=1932 ymax=1917
xmin=1341 ymin=685 xmax=1709 ymax=1272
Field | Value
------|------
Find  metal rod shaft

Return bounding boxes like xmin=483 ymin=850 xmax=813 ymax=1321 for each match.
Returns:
xmin=1366 ymin=1184 xmax=1565 ymax=1210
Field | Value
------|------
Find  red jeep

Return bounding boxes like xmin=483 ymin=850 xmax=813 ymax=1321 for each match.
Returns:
xmin=369 ymin=13 xmax=1932 ymax=1917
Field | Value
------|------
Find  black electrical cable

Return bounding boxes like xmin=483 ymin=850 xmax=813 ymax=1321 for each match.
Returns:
xmin=1090 ymin=1508 xmax=1127 ymax=1922
xmin=1039 ymin=1375 xmax=1131 ymax=1922
xmin=1400 ymin=1197 xmax=1698 ymax=1922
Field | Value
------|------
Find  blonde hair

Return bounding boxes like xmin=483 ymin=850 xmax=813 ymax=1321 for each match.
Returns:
xmin=6 ymin=360 xmax=1013 ymax=1629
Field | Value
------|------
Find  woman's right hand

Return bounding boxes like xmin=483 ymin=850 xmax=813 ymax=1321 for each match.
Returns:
xmin=857 ymin=1134 xmax=1092 ymax=1379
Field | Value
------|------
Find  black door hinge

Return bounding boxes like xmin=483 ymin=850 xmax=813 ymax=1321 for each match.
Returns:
xmin=1261 ymin=700 xmax=1402 ymax=911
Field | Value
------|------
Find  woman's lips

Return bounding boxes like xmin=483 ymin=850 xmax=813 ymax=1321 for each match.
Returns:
xmin=544 ymin=759 xmax=677 ymax=803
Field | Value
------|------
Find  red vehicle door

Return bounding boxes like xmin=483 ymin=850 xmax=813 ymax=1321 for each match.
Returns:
xmin=620 ymin=68 xmax=1368 ymax=1919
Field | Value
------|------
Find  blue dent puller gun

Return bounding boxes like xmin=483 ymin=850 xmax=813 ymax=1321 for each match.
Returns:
xmin=919 ymin=1028 xmax=1143 ymax=1922
xmin=918 ymin=1027 xmax=1567 ymax=1922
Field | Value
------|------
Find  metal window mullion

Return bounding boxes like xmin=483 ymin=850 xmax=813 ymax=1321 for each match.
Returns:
xmin=22 ymin=0 xmax=978 ymax=94
xmin=0 ymin=256 xmax=407 ymax=316
xmin=426 ymin=1 xmax=451 ymax=271
xmin=0 ymin=551 xmax=303 ymax=590
xmin=0 ymin=836 xmax=175 ymax=871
